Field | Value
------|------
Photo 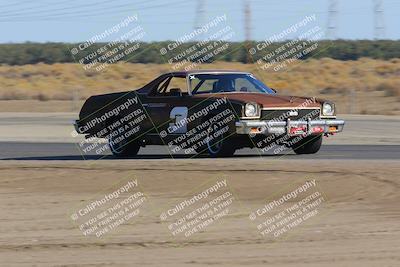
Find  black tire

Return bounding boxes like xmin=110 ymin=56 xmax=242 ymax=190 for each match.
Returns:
xmin=293 ymin=135 xmax=322 ymax=154
xmin=109 ymin=132 xmax=140 ymax=158
xmin=205 ymin=122 xmax=236 ymax=157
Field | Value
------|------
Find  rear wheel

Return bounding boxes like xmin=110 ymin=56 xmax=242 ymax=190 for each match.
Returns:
xmin=109 ymin=132 xmax=140 ymax=158
xmin=293 ymin=135 xmax=322 ymax=154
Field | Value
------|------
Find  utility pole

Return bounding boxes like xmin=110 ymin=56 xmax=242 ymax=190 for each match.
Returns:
xmin=373 ymin=0 xmax=385 ymax=39
xmin=327 ymin=0 xmax=338 ymax=39
xmin=244 ymin=0 xmax=251 ymax=63
xmin=194 ymin=0 xmax=206 ymax=34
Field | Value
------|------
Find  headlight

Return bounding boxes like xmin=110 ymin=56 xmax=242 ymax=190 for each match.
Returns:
xmin=245 ymin=103 xmax=259 ymax=117
xmin=322 ymin=102 xmax=335 ymax=116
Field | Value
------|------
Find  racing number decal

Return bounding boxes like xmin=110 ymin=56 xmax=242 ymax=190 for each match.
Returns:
xmin=169 ymin=107 xmax=188 ymax=134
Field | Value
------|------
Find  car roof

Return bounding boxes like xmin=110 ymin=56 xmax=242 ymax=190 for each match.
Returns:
xmin=165 ymin=70 xmax=251 ymax=76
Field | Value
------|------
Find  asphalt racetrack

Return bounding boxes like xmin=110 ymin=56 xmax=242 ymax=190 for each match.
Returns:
xmin=0 ymin=142 xmax=398 ymax=160
xmin=0 ymin=114 xmax=399 ymax=161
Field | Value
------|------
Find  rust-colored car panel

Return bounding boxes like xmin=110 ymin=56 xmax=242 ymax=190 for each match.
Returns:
xmin=194 ymin=93 xmax=322 ymax=108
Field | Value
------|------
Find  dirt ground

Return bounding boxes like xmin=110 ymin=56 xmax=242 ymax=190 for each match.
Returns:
xmin=0 ymin=159 xmax=399 ymax=266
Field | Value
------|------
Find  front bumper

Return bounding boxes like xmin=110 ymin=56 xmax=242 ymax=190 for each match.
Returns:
xmin=236 ymin=118 xmax=345 ymax=135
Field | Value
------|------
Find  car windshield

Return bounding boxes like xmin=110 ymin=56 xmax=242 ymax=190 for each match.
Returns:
xmin=189 ymin=73 xmax=275 ymax=95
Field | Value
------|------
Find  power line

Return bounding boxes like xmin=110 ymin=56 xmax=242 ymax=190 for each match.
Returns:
xmin=0 ymin=0 xmax=154 ymax=18
xmin=0 ymin=0 xmax=33 ymax=9
xmin=0 ymin=0 xmax=81 ymax=16
xmin=0 ymin=0 xmax=190 ymax=22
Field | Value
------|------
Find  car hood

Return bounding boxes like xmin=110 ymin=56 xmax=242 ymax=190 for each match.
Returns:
xmin=195 ymin=92 xmax=323 ymax=108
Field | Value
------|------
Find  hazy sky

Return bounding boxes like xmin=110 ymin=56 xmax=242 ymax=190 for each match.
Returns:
xmin=0 ymin=0 xmax=399 ymax=43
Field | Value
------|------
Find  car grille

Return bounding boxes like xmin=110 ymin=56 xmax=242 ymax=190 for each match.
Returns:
xmin=261 ymin=108 xmax=320 ymax=121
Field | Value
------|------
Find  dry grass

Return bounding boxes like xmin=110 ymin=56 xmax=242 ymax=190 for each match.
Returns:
xmin=0 ymin=58 xmax=399 ymax=114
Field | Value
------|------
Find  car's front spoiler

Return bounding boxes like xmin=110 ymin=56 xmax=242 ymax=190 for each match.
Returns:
xmin=235 ymin=118 xmax=345 ymax=135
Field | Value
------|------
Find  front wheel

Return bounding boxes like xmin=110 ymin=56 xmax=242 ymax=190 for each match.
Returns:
xmin=205 ymin=122 xmax=236 ymax=157
xmin=293 ymin=135 xmax=322 ymax=154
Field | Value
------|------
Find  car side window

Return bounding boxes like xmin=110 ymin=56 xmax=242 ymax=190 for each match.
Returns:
xmin=194 ymin=79 xmax=218 ymax=94
xmin=155 ymin=77 xmax=170 ymax=94
xmin=156 ymin=76 xmax=187 ymax=96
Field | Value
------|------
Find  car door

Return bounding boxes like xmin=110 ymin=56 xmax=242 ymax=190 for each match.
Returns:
xmin=145 ymin=76 xmax=189 ymax=139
